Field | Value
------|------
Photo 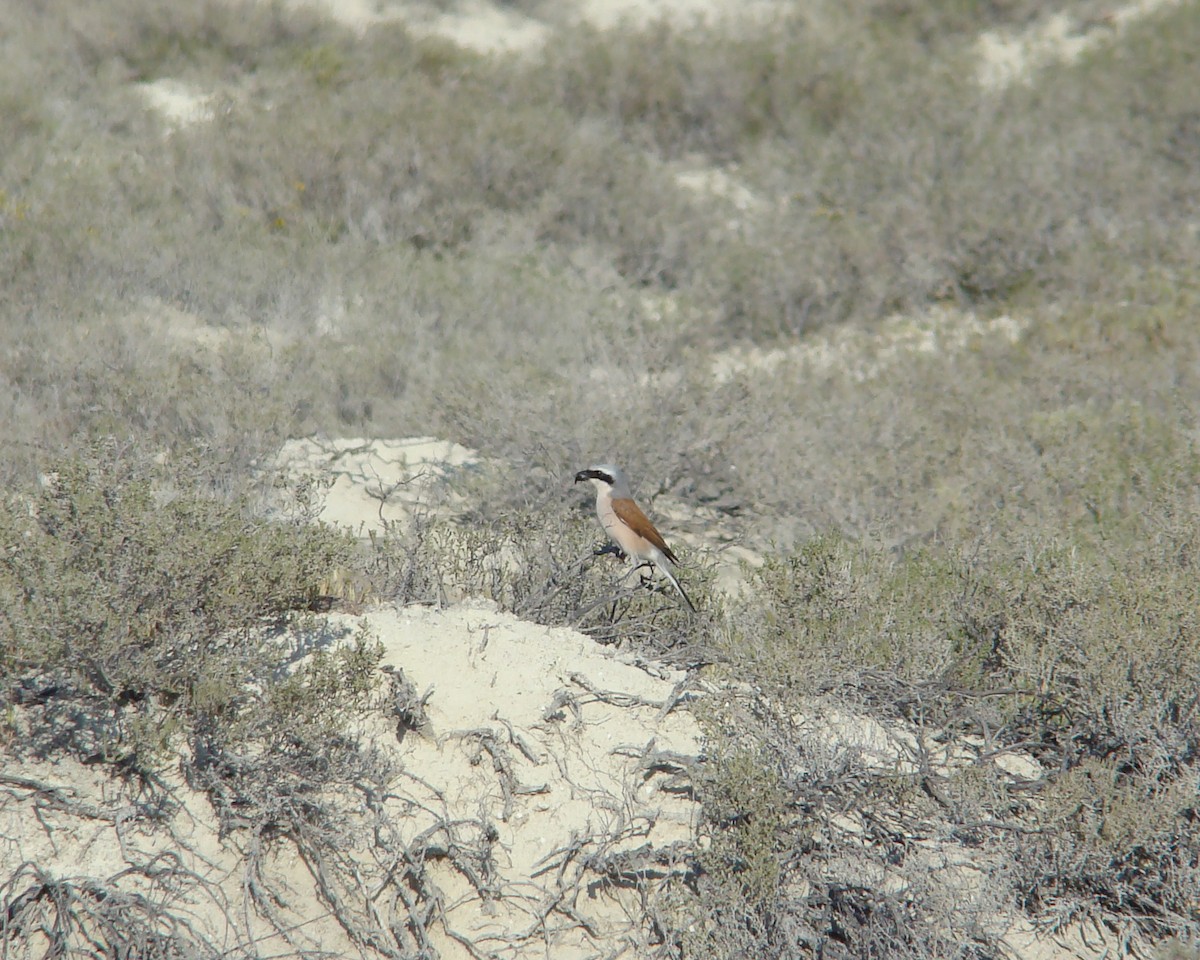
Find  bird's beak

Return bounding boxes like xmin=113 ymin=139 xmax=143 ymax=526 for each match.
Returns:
xmin=574 ymin=470 xmax=594 ymax=484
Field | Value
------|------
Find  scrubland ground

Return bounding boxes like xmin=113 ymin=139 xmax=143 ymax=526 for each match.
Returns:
xmin=2 ymin=0 xmax=1200 ymax=957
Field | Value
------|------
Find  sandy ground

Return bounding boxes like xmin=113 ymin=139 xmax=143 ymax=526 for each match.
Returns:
xmin=1 ymin=596 xmax=701 ymax=959
xmin=975 ymin=0 xmax=1183 ymax=89
xmin=710 ymin=305 xmax=1029 ymax=386
xmin=356 ymin=601 xmax=702 ymax=957
xmin=274 ymin=435 xmax=481 ymax=535
xmin=281 ymin=0 xmax=789 ymax=49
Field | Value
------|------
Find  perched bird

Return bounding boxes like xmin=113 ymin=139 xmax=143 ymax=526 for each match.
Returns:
xmin=575 ymin=463 xmax=696 ymax=612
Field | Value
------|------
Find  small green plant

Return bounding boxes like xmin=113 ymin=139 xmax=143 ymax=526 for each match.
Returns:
xmin=697 ymin=745 xmax=787 ymax=907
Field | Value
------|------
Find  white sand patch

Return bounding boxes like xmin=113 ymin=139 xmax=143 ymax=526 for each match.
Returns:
xmin=292 ymin=0 xmax=547 ymax=51
xmin=672 ymin=159 xmax=767 ymax=235
xmin=794 ymin=706 xmax=1044 ymax=783
xmin=273 ymin=435 xmax=480 ymax=535
xmin=344 ymin=599 xmax=702 ymax=958
xmin=0 ymin=758 xmax=356 ymax=957
xmin=278 ymin=0 xmax=791 ymax=52
xmin=578 ymin=0 xmax=785 ymax=30
xmin=129 ymin=299 xmax=273 ymax=351
xmin=674 ymin=161 xmax=763 ymax=214
xmin=712 ymin=306 xmax=1030 ymax=384
xmin=406 ymin=0 xmax=550 ymax=53
xmin=286 ymin=0 xmax=411 ymax=29
xmin=976 ymin=0 xmax=1182 ymax=89
xmin=138 ymin=78 xmax=216 ymax=129
xmin=1000 ymin=914 xmax=1124 ymax=960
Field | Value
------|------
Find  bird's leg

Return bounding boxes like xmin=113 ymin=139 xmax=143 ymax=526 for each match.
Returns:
xmin=594 ymin=543 xmax=628 ymax=561
xmin=615 ymin=561 xmax=652 ymax=589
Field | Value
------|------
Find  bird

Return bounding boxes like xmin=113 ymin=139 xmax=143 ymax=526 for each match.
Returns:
xmin=574 ymin=463 xmax=696 ymax=612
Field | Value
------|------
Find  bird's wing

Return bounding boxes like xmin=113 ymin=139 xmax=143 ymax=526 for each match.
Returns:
xmin=612 ymin=497 xmax=680 ymax=565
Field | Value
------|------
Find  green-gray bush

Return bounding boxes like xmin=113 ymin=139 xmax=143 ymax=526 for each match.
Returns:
xmin=0 ymin=440 xmax=366 ymax=769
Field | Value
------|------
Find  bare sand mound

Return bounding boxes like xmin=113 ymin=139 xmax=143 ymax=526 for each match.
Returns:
xmin=354 ymin=600 xmax=701 ymax=957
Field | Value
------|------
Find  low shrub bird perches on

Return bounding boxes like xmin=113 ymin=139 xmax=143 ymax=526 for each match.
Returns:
xmin=575 ymin=463 xmax=696 ymax=613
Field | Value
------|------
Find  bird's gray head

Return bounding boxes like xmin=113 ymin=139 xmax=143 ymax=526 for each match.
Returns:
xmin=574 ymin=463 xmax=632 ymax=498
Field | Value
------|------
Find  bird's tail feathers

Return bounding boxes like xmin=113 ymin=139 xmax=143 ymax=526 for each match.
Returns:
xmin=660 ymin=564 xmax=697 ymax=614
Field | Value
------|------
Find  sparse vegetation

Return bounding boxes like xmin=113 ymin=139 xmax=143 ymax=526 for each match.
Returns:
xmin=3 ymin=0 xmax=1200 ymax=956
xmin=687 ymin=512 xmax=1200 ymax=956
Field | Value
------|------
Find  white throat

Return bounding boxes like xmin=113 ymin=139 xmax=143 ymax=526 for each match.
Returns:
xmin=591 ymin=480 xmax=612 ymax=504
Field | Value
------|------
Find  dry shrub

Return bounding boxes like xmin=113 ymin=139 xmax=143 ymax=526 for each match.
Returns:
xmin=682 ymin=480 xmax=1200 ymax=957
xmin=0 ymin=439 xmax=358 ymax=768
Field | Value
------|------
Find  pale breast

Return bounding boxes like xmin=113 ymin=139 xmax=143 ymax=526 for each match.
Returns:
xmin=597 ymin=496 xmax=622 ymax=539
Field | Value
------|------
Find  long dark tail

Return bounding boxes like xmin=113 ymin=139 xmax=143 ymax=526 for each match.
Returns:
xmin=660 ymin=564 xmax=697 ymax=613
